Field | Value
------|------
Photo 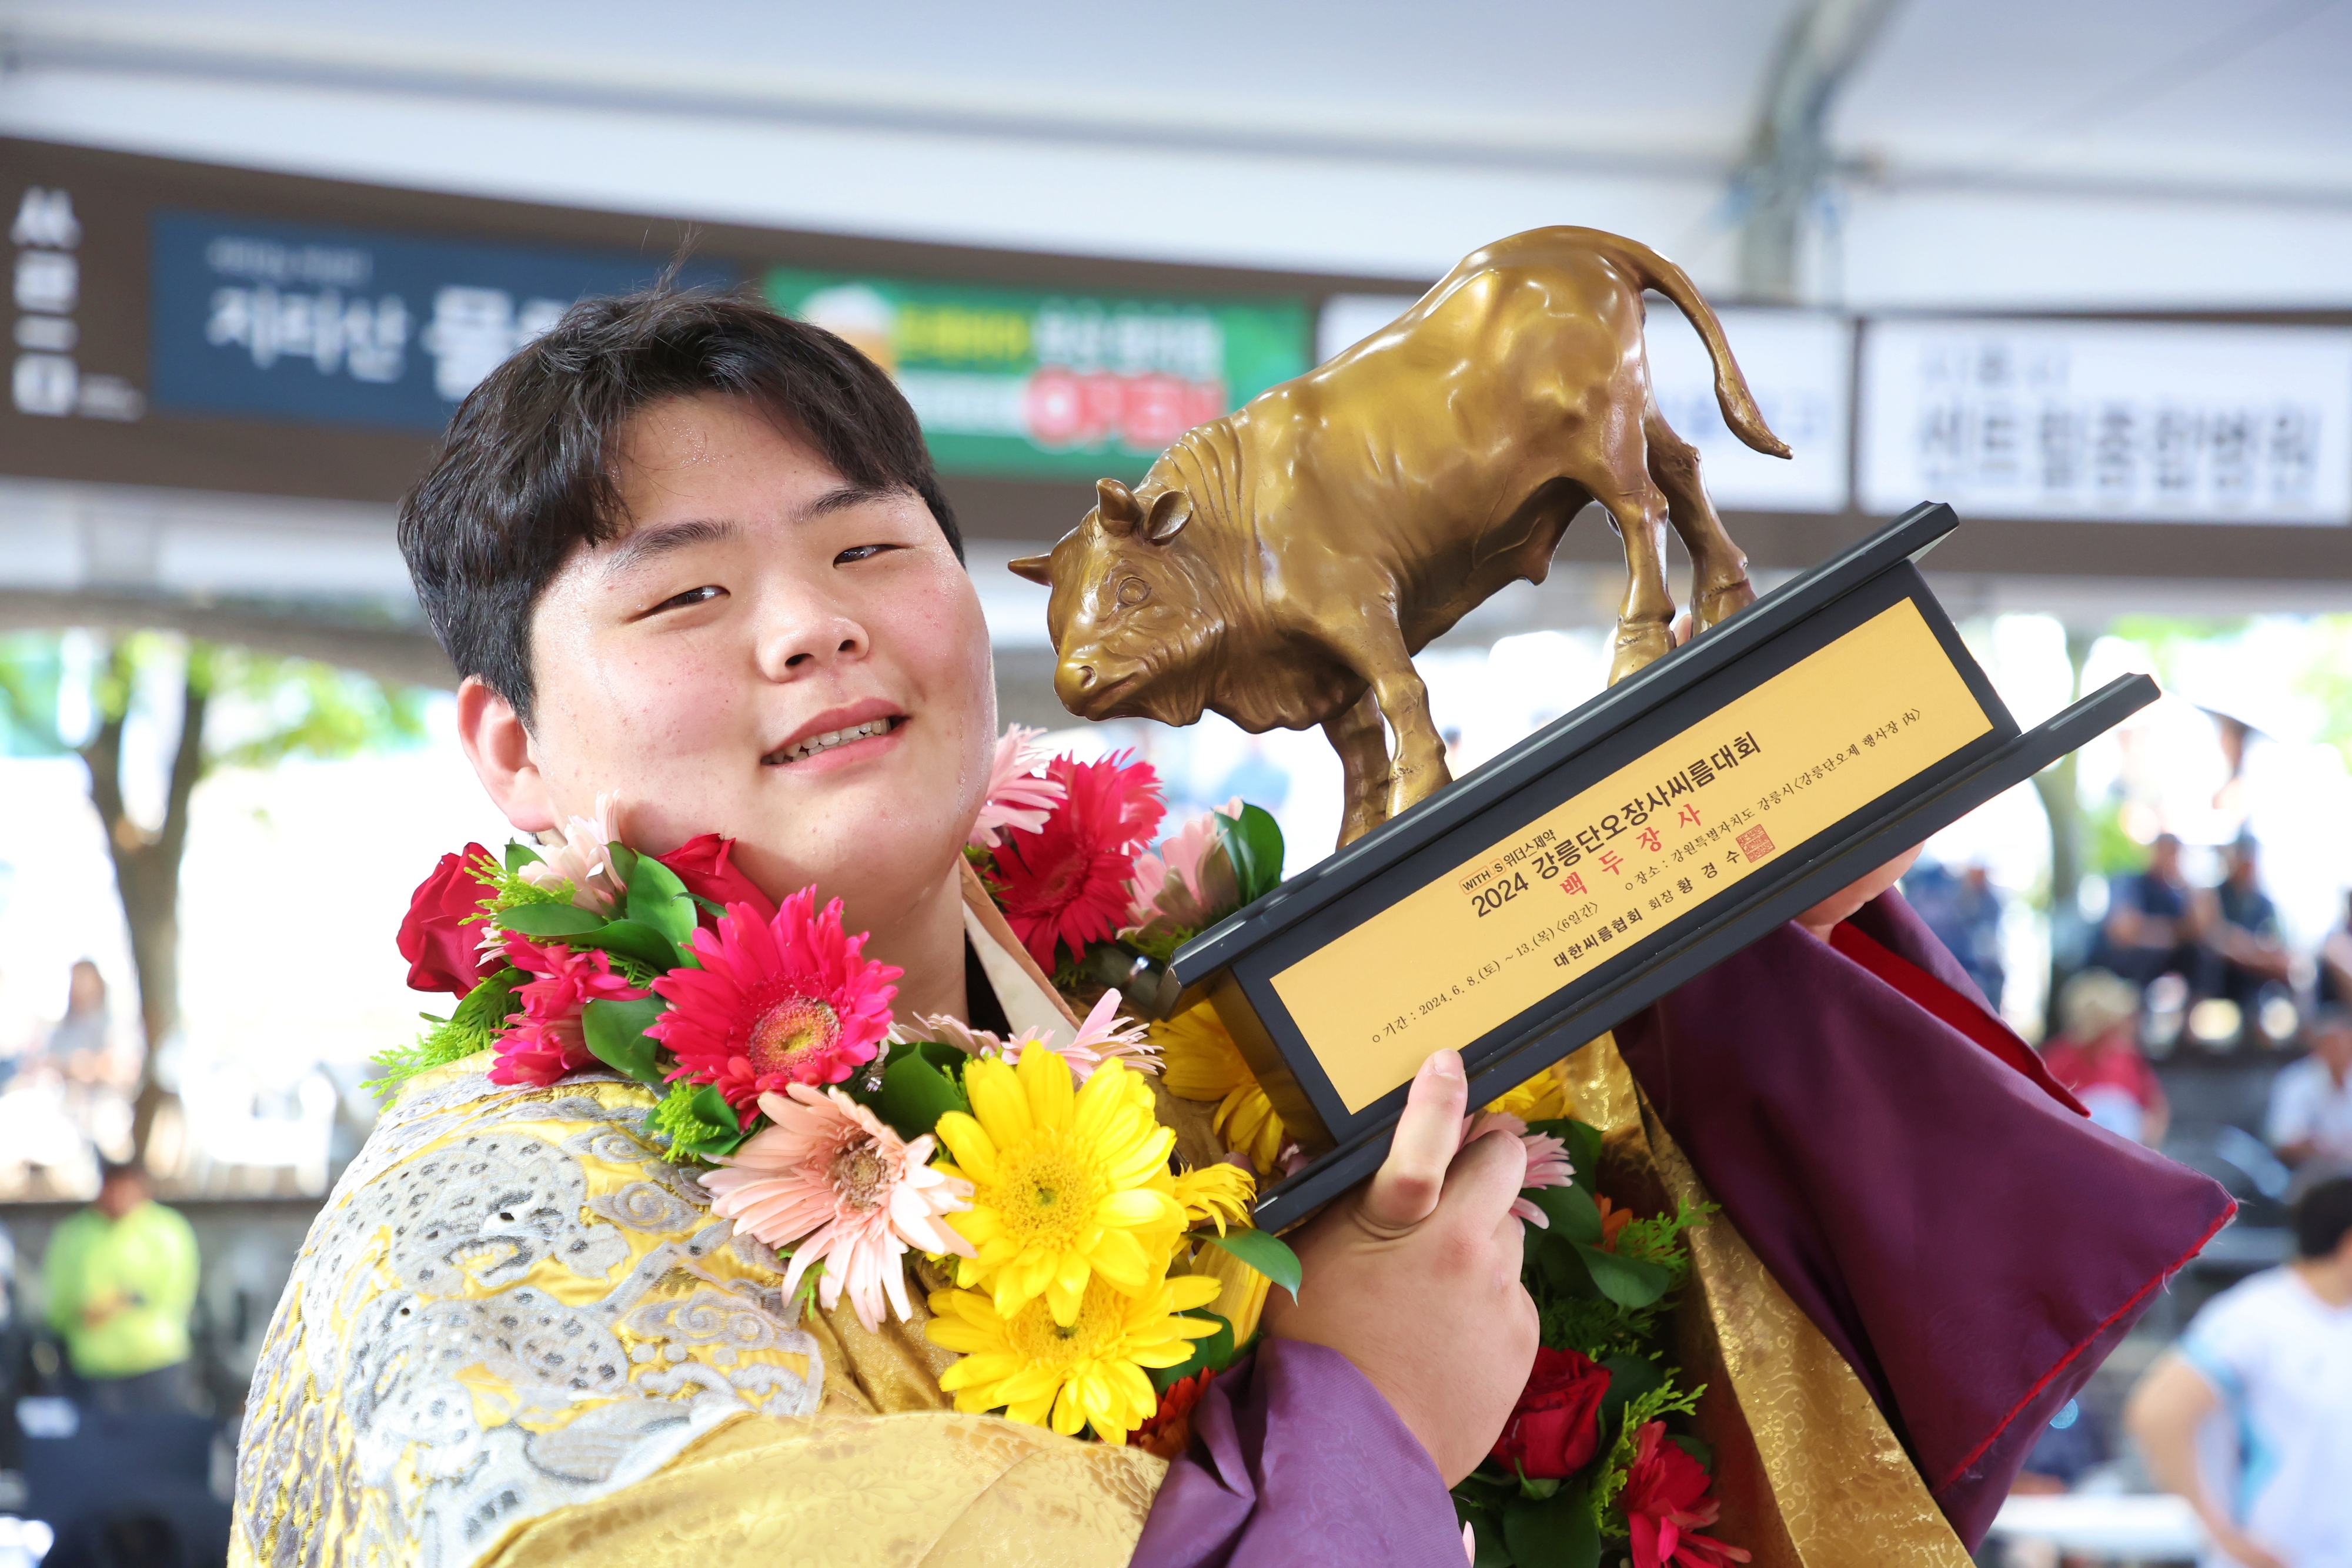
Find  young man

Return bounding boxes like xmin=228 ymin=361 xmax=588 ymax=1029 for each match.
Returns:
xmin=2126 ymin=1177 xmax=2352 ymax=1568
xmin=232 ymin=288 xmax=2228 ymax=1568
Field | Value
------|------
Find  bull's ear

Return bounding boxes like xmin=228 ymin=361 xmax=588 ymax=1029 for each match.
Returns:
xmin=1007 ymin=554 xmax=1054 ymax=586
xmin=1095 ymin=477 xmax=1141 ymax=536
xmin=1144 ymin=489 xmax=1191 ymax=544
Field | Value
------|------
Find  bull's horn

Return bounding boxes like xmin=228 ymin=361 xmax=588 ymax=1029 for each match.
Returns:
xmin=1095 ymin=477 xmax=1141 ymax=534
xmin=1007 ymin=554 xmax=1054 ymax=586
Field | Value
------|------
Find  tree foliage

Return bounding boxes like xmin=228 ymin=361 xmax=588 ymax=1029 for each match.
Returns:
xmin=0 ymin=629 xmax=425 ymax=1159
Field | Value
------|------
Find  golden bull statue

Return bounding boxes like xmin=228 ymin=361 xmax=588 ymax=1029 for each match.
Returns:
xmin=1011 ymin=226 xmax=1788 ymax=847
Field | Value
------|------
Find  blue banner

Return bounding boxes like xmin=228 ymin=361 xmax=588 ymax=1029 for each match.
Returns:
xmin=150 ymin=211 xmax=734 ymax=432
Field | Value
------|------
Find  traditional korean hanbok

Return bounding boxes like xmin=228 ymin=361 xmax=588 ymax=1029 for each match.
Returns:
xmin=230 ymin=862 xmax=2226 ymax=1568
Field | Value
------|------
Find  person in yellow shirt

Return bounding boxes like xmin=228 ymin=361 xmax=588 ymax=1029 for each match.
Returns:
xmin=42 ymin=1159 xmax=201 ymax=1415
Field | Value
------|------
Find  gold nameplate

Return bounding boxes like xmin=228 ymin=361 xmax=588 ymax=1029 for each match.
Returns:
xmin=1271 ymin=599 xmax=1992 ymax=1113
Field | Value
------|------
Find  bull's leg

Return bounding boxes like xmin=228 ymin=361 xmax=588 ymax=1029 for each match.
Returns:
xmin=1645 ymin=402 xmax=1756 ymax=630
xmin=1323 ymin=689 xmax=1391 ymax=848
xmin=1592 ymin=473 xmax=1680 ymax=687
xmin=1321 ymin=615 xmax=1451 ymax=823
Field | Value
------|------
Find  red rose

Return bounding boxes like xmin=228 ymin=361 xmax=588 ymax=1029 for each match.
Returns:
xmin=1622 ymin=1420 xmax=1748 ymax=1568
xmin=656 ymin=834 xmax=778 ymax=925
xmin=1490 ymin=1345 xmax=1612 ymax=1479
xmin=397 ymin=844 xmax=497 ymax=996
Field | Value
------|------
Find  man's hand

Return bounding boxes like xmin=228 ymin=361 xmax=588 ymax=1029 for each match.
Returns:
xmin=1262 ymin=1048 xmax=1538 ymax=1485
xmin=1796 ymin=846 xmax=1922 ymax=942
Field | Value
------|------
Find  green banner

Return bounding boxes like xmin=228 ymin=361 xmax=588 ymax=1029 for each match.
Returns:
xmin=764 ymin=268 xmax=1310 ymax=480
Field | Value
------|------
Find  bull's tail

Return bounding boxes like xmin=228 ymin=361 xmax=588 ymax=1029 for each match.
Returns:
xmin=1591 ymin=232 xmax=1791 ymax=460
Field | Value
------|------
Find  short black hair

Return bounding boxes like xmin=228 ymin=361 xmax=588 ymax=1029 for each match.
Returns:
xmin=2292 ymin=1175 xmax=2352 ymax=1259
xmin=399 ymin=287 xmax=960 ymax=725
xmin=97 ymin=1157 xmax=145 ymax=1183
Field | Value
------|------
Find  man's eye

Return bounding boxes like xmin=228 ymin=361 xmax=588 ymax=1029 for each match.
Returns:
xmin=836 ymin=544 xmax=898 ymax=565
xmin=651 ymin=585 xmax=723 ymax=614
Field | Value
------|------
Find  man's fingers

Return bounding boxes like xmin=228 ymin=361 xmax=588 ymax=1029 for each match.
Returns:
xmin=1361 ymin=1050 xmax=1469 ymax=1233
xmin=1437 ymin=1124 xmax=1530 ymax=1243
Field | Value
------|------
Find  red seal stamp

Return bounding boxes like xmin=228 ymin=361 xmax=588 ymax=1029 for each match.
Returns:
xmin=1737 ymin=824 xmax=1775 ymax=862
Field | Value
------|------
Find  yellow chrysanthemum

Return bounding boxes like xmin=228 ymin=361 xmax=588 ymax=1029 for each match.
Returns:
xmin=1154 ymin=1003 xmax=1286 ymax=1172
xmin=1168 ymin=1161 xmax=1255 ymax=1235
xmin=1185 ymin=1240 xmax=1275 ymax=1343
xmin=1484 ymin=1059 xmax=1578 ymax=1123
xmin=927 ymin=1271 xmax=1223 ymax=1444
xmin=933 ymin=1046 xmax=1187 ymax=1326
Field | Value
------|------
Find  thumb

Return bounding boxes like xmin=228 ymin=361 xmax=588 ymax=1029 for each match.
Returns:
xmin=1359 ymin=1049 xmax=1470 ymax=1233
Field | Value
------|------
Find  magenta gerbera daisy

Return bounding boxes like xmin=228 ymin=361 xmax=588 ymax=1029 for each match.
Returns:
xmin=648 ymin=888 xmax=902 ymax=1122
xmin=490 ymin=932 xmax=650 ymax=1088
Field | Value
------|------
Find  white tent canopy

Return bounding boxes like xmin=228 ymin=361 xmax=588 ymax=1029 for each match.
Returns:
xmin=4 ymin=0 xmax=2348 ymax=308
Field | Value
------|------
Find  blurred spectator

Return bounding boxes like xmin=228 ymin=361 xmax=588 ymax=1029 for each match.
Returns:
xmin=2042 ymin=969 xmax=2169 ymax=1147
xmin=2269 ymin=1009 xmax=2352 ymax=1193
xmin=2320 ymin=891 xmax=2352 ymax=1012
xmin=41 ymin=1160 xmax=201 ymax=1416
xmin=2205 ymin=838 xmax=2291 ymax=1013
xmin=2124 ymin=1177 xmax=2352 ymax=1568
xmin=2093 ymin=834 xmax=2211 ymax=989
xmin=1903 ymin=859 xmax=2005 ymax=1005
xmin=44 ymin=961 xmax=112 ymax=1074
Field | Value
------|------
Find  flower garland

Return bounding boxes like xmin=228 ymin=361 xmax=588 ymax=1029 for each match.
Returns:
xmin=375 ymin=726 xmax=1746 ymax=1539
xmin=373 ymin=733 xmax=1297 ymax=1452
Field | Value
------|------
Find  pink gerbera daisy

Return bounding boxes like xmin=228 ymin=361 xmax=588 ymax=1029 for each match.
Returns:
xmin=648 ymin=888 xmax=901 ymax=1122
xmin=1469 ymin=1109 xmax=1578 ymax=1226
xmin=704 ymin=1083 xmax=975 ymax=1331
xmin=968 ymin=725 xmax=1068 ymax=849
xmin=913 ymin=988 xmax=1160 ymax=1084
xmin=489 ymin=932 xmax=650 ymax=1087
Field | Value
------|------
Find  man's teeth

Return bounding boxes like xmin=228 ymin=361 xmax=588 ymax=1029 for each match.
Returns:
xmin=774 ymin=718 xmax=895 ymax=763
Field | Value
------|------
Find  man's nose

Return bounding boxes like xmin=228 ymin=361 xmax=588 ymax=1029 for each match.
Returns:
xmin=757 ymin=604 xmax=870 ymax=678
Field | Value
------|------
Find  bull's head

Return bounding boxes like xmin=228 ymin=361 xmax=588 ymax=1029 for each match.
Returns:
xmin=1010 ymin=476 xmax=1224 ymax=726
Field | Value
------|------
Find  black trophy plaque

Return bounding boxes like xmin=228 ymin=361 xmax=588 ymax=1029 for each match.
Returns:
xmin=1168 ymin=503 xmax=2158 ymax=1231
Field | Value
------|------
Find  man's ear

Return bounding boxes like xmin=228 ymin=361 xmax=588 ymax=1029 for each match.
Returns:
xmin=456 ymin=676 xmax=557 ymax=833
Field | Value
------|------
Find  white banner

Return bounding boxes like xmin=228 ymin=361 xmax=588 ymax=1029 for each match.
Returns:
xmin=1317 ymin=296 xmax=1849 ymax=513
xmin=1859 ymin=319 xmax=2352 ymax=524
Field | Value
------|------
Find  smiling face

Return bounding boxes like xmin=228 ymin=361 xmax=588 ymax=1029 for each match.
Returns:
xmin=478 ymin=391 xmax=996 ymax=935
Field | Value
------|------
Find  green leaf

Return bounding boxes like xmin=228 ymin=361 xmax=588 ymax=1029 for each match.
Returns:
xmin=497 ymin=901 xmax=604 ymax=937
xmin=606 ymin=842 xmax=640 ymax=885
xmin=1202 ymin=1228 xmax=1301 ymax=1300
xmin=626 ymin=854 xmax=699 ymax=951
xmin=1598 ymin=1354 xmax=1664 ymax=1437
xmin=874 ymin=1043 xmax=973 ymax=1142
xmin=1528 ymin=1118 xmax=1603 ymax=1189
xmin=1502 ymin=1476 xmax=1599 ymax=1568
xmin=1528 ymin=1183 xmax=1603 ymax=1246
xmin=503 ymin=841 xmax=544 ymax=872
xmin=1214 ymin=804 xmax=1285 ymax=906
xmin=582 ymin=995 xmax=667 ymax=1086
xmin=669 ymin=1083 xmax=752 ymax=1159
xmin=1535 ymin=1232 xmax=1600 ymax=1298
xmin=1150 ymin=1311 xmax=1237 ymax=1392
xmin=1573 ymin=1242 xmax=1674 ymax=1309
xmin=582 ymin=917 xmax=682 ymax=973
